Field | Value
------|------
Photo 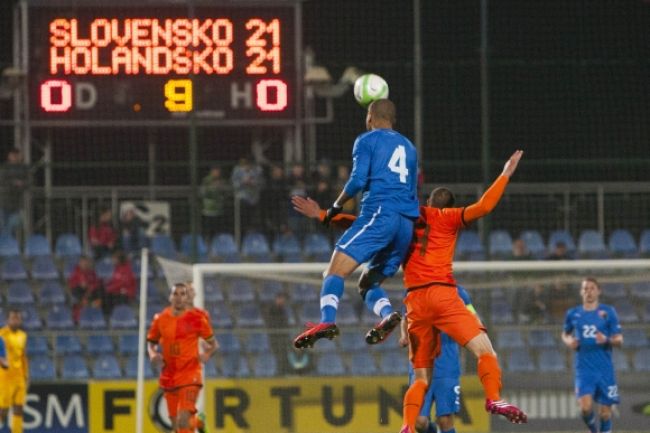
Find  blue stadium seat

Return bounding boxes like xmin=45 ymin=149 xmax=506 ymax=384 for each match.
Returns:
xmin=245 ymin=333 xmax=271 ymax=354
xmin=505 ymin=348 xmax=535 ymax=372
xmin=209 ymin=304 xmax=233 ymax=329
xmin=27 ymin=336 xmax=49 ymax=356
xmin=490 ymin=300 xmax=515 ymax=324
xmin=78 ymin=306 xmax=107 ymax=330
xmin=131 ymin=257 xmax=154 ymax=280
xmin=7 ymin=281 xmax=34 ymax=304
xmin=303 ymin=233 xmax=331 ymax=260
xmin=180 ymin=234 xmax=208 ymax=261
xmin=0 ymin=308 xmax=5 ymax=327
xmin=298 ymin=303 xmax=321 ymax=325
xmin=93 ymin=355 xmax=122 ymax=379
xmin=527 ymin=330 xmax=556 ymax=348
xmin=496 ymin=329 xmax=525 ymax=349
xmin=119 ymin=334 xmax=140 ymax=356
xmin=217 ymin=333 xmax=241 ymax=354
xmin=2 ymin=256 xmax=28 ymax=280
xmin=608 ymin=229 xmax=638 ymax=257
xmin=31 ymin=356 xmax=56 ymax=380
xmin=258 ymin=281 xmax=284 ymax=302
xmin=613 ymin=351 xmax=630 ymax=373
xmin=273 ymin=233 xmax=302 ymax=259
xmin=622 ymin=329 xmax=648 ymax=348
xmin=204 ymin=278 xmax=226 ymax=303
xmin=643 ymin=303 xmax=650 ymax=323
xmin=210 ymin=233 xmax=240 ymax=261
xmin=87 ymin=335 xmax=115 ymax=355
xmin=95 ymin=257 xmax=114 ymax=281
xmin=220 ymin=353 xmax=250 ymax=377
xmin=640 ymin=230 xmax=650 ymax=257
xmin=548 ymin=230 xmax=576 ymax=253
xmin=110 ymin=305 xmax=138 ymax=329
xmin=125 ymin=356 xmax=155 ymax=378
xmin=253 ymin=355 xmax=277 ymax=377
xmin=537 ymin=349 xmax=566 ymax=372
xmin=339 ymin=333 xmax=364 ymax=352
xmin=151 ymin=234 xmax=178 ymax=259
xmin=137 ymin=280 xmax=161 ymax=303
xmin=47 ymin=306 xmax=74 ymax=330
xmin=337 ymin=303 xmax=359 ymax=326
xmin=241 ymin=232 xmax=271 ymax=260
xmin=55 ymin=335 xmax=82 ymax=355
xmin=0 ymin=235 xmax=20 ymax=257
xmin=40 ymin=281 xmax=66 ymax=305
xmin=633 ymin=349 xmax=650 ymax=372
xmin=146 ymin=303 xmax=164 ymax=326
xmin=25 ymin=234 xmax=52 ymax=258
xmin=577 ymin=230 xmax=609 ymax=258
xmin=519 ymin=230 xmax=546 ymax=259
xmin=600 ymin=283 xmax=627 ymax=300
xmin=379 ymin=350 xmax=409 ymax=375
xmin=349 ymin=352 xmax=378 ymax=376
xmin=21 ymin=305 xmax=42 ymax=330
xmin=204 ymin=359 xmax=219 ymax=378
xmin=630 ymin=282 xmax=650 ymax=301
xmin=292 ymin=283 xmax=319 ymax=302
xmin=312 ymin=336 xmax=338 ymax=354
xmin=360 ymin=307 xmax=380 ymax=326
xmin=236 ymin=304 xmax=265 ymax=327
xmin=489 ymin=230 xmax=513 ymax=259
xmin=62 ymin=257 xmax=77 ymax=279
xmin=455 ymin=231 xmax=485 ymax=260
xmin=55 ymin=233 xmax=82 ymax=258
xmin=316 ymin=353 xmax=347 ymax=376
xmin=614 ymin=300 xmax=638 ymax=323
xmin=32 ymin=256 xmax=60 ymax=280
xmin=228 ymin=278 xmax=256 ymax=303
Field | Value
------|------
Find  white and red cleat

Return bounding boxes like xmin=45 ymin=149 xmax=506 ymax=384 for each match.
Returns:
xmin=293 ymin=322 xmax=340 ymax=349
xmin=485 ymin=399 xmax=528 ymax=424
xmin=365 ymin=311 xmax=402 ymax=344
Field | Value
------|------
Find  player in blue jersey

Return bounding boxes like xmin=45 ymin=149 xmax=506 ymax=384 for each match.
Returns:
xmin=562 ymin=277 xmax=623 ymax=433
xmin=400 ymin=286 xmax=477 ymax=433
xmin=294 ymin=99 xmax=420 ymax=349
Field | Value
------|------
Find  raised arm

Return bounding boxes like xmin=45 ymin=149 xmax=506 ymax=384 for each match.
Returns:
xmin=291 ymin=196 xmax=357 ymax=229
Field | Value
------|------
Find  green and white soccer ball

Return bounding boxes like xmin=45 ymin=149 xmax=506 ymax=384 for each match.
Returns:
xmin=353 ymin=73 xmax=389 ymax=107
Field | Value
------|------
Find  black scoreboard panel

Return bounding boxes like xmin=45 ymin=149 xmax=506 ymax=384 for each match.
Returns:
xmin=28 ymin=5 xmax=296 ymax=122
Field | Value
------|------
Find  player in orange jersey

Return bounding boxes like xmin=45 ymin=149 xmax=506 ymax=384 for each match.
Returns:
xmin=147 ymin=283 xmax=218 ymax=433
xmin=292 ymin=150 xmax=527 ymax=431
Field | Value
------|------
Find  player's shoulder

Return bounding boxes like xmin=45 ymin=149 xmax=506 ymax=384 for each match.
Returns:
xmin=566 ymin=305 xmax=582 ymax=317
xmin=597 ymin=303 xmax=617 ymax=315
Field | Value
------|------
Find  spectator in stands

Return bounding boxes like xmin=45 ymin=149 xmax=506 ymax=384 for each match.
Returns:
xmin=89 ymin=208 xmax=117 ymax=259
xmin=67 ymin=255 xmax=103 ymax=323
xmin=0 ymin=148 xmax=28 ymax=237
xmin=517 ymin=284 xmax=548 ymax=324
xmin=547 ymin=241 xmax=570 ymax=260
xmin=311 ymin=160 xmax=334 ymax=209
xmin=119 ymin=206 xmax=147 ymax=255
xmin=548 ymin=281 xmax=576 ymax=322
xmin=201 ymin=166 xmax=230 ymax=239
xmin=263 ymin=164 xmax=288 ymax=236
xmin=287 ymin=164 xmax=309 ymax=236
xmin=231 ymin=158 xmax=264 ymax=232
xmin=103 ymin=251 xmax=136 ymax=315
xmin=265 ymin=292 xmax=290 ymax=375
xmin=512 ymin=238 xmax=532 ymax=260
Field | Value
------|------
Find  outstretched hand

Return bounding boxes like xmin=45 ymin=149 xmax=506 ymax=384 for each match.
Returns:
xmin=292 ymin=196 xmax=322 ymax=219
xmin=501 ymin=150 xmax=524 ymax=178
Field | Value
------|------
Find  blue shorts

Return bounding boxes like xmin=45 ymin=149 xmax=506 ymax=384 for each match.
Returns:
xmin=575 ymin=371 xmax=620 ymax=406
xmin=408 ymin=371 xmax=461 ymax=418
xmin=335 ymin=207 xmax=414 ymax=278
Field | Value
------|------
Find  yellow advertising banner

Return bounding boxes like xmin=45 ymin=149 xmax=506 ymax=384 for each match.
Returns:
xmin=89 ymin=376 xmax=489 ymax=433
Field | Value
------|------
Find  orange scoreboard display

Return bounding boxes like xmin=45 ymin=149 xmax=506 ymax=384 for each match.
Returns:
xmin=28 ymin=3 xmax=297 ymax=123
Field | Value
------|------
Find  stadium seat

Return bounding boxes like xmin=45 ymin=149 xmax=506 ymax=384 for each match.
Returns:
xmin=608 ymin=229 xmax=638 ymax=257
xmin=505 ymin=348 xmax=535 ymax=372
xmin=55 ymin=335 xmax=82 ymax=355
xmin=614 ymin=300 xmax=638 ymax=323
xmin=643 ymin=303 xmax=650 ymax=323
xmin=30 ymin=356 xmax=56 ymax=381
xmin=292 ymin=283 xmax=319 ymax=303
xmin=7 ymin=281 xmax=34 ymax=304
xmin=2 ymin=256 xmax=28 ymax=280
xmin=640 ymin=230 xmax=650 ymax=257
xmin=490 ymin=300 xmax=515 ymax=324
xmin=360 ymin=307 xmax=380 ymax=326
xmin=577 ymin=230 xmax=609 ymax=258
xmin=55 ymin=233 xmax=82 ymax=258
xmin=630 ymin=282 xmax=650 ymax=301
xmin=25 ymin=234 xmax=52 ymax=258
xmin=336 ymin=303 xmax=359 ymax=326
xmin=303 ymin=233 xmax=331 ymax=260
xmin=253 ymin=354 xmax=277 ymax=377
xmin=93 ymin=355 xmax=122 ymax=379
xmin=349 ymin=352 xmax=378 ymax=376
xmin=316 ymin=353 xmax=347 ymax=376
xmin=633 ymin=349 xmax=650 ymax=372
xmin=258 ymin=281 xmax=284 ymax=302
xmin=209 ymin=304 xmax=233 ymax=329
xmin=496 ymin=329 xmax=525 ymax=349
xmin=210 ymin=233 xmax=240 ymax=261
xmin=339 ymin=332 xmax=363 ymax=352
xmin=204 ymin=359 xmax=219 ymax=378
xmin=236 ymin=304 xmax=265 ymax=327
xmin=31 ymin=255 xmax=60 ymax=280
xmin=312 ymin=336 xmax=338 ymax=354
xmin=488 ymin=230 xmax=513 ymax=259
xmin=95 ymin=257 xmax=114 ymax=281
xmin=245 ymin=332 xmax=271 ymax=354
xmin=40 ymin=280 xmax=66 ymax=305
xmin=125 ymin=356 xmax=155 ymax=379
xmin=455 ymin=231 xmax=485 ymax=260
xmin=548 ymin=230 xmax=576 ymax=253
xmin=600 ymin=282 xmax=627 ymax=300
xmin=62 ymin=257 xmax=78 ymax=279
xmin=220 ymin=353 xmax=250 ymax=377
xmin=119 ymin=334 xmax=140 ymax=356
xmin=47 ymin=306 xmax=74 ymax=330
xmin=151 ymin=234 xmax=178 ymax=259
xmin=146 ymin=303 xmax=164 ymax=326
xmin=613 ymin=351 xmax=631 ymax=373
xmin=27 ymin=336 xmax=49 ymax=356
xmin=217 ymin=333 xmax=241 ymax=354
xmin=137 ymin=280 xmax=161 ymax=303
xmin=228 ymin=278 xmax=256 ymax=303
xmin=622 ymin=329 xmax=648 ymax=348
xmin=204 ymin=278 xmax=226 ymax=303
xmin=241 ymin=232 xmax=271 ymax=260
xmin=379 ymin=350 xmax=409 ymax=375
xmin=537 ymin=349 xmax=566 ymax=372
xmin=87 ymin=335 xmax=115 ymax=355
xmin=298 ymin=303 xmax=321 ymax=325
xmin=180 ymin=233 xmax=208 ymax=260
xmin=78 ymin=306 xmax=107 ymax=330
xmin=519 ymin=230 xmax=546 ymax=259
xmin=110 ymin=305 xmax=138 ymax=329
xmin=273 ymin=233 xmax=302 ymax=259
xmin=527 ymin=330 xmax=556 ymax=348
xmin=0 ymin=235 xmax=20 ymax=257
xmin=21 ymin=306 xmax=42 ymax=330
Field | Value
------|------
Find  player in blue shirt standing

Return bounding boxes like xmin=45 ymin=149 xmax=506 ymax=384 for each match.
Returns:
xmin=294 ymin=99 xmax=420 ymax=349
xmin=562 ymin=277 xmax=623 ymax=433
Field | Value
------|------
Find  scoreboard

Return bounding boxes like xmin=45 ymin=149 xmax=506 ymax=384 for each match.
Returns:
xmin=27 ymin=2 xmax=297 ymax=124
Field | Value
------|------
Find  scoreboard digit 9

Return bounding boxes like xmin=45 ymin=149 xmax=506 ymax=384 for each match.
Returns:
xmin=28 ymin=3 xmax=296 ymax=123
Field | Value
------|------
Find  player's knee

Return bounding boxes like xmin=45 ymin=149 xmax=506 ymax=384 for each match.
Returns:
xmin=598 ymin=406 xmax=612 ymax=420
xmin=177 ymin=411 xmax=190 ymax=429
xmin=415 ymin=416 xmax=430 ymax=433
xmin=467 ymin=332 xmax=495 ymax=357
xmin=436 ymin=415 xmax=454 ymax=431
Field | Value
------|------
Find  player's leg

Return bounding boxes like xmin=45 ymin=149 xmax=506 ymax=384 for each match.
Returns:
xmin=433 ymin=378 xmax=461 ymax=433
xmin=163 ymin=390 xmax=179 ymax=432
xmin=594 ymin=378 xmax=619 ymax=433
xmin=414 ymin=373 xmax=437 ymax=433
xmin=577 ymin=394 xmax=597 ymax=433
xmin=9 ymin=378 xmax=27 ymax=433
xmin=176 ymin=385 xmax=201 ymax=433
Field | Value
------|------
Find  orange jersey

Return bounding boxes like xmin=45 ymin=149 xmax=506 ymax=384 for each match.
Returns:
xmin=147 ymin=307 xmax=214 ymax=389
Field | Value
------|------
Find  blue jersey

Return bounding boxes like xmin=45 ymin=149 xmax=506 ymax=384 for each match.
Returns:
xmin=343 ymin=129 xmax=419 ymax=218
xmin=433 ymin=286 xmax=473 ymax=379
xmin=0 ymin=337 xmax=5 ymax=359
xmin=563 ymin=304 xmax=622 ymax=375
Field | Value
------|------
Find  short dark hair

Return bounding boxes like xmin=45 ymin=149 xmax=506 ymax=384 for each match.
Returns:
xmin=368 ymin=99 xmax=396 ymax=125
xmin=8 ymin=307 xmax=22 ymax=316
xmin=582 ymin=277 xmax=600 ymax=289
xmin=428 ymin=187 xmax=455 ymax=208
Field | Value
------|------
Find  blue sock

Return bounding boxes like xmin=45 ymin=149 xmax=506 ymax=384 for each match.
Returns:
xmin=581 ymin=411 xmax=597 ymax=433
xmin=320 ymin=275 xmax=344 ymax=323
xmin=429 ymin=422 xmax=440 ymax=433
xmin=364 ymin=285 xmax=393 ymax=318
xmin=440 ymin=428 xmax=454 ymax=433
xmin=600 ymin=418 xmax=612 ymax=433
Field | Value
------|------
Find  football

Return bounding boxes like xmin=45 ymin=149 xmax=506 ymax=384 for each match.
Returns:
xmin=353 ymin=73 xmax=389 ymax=107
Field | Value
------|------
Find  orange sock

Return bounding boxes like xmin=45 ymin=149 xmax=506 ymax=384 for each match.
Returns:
xmin=403 ymin=379 xmax=428 ymax=432
xmin=478 ymin=353 xmax=502 ymax=401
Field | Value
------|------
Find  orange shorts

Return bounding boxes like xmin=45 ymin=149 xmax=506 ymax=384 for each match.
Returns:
xmin=404 ymin=284 xmax=486 ymax=369
xmin=164 ymin=385 xmax=201 ymax=419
